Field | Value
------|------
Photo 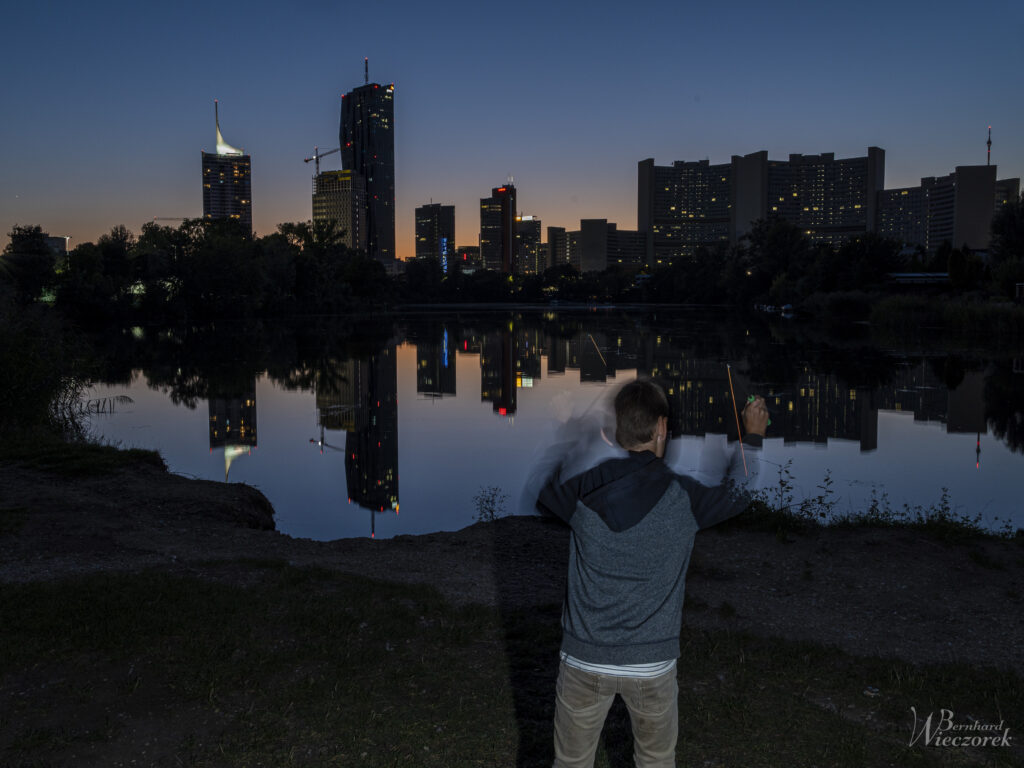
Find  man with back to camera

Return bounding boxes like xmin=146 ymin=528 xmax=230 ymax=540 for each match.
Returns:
xmin=536 ymin=378 xmax=769 ymax=768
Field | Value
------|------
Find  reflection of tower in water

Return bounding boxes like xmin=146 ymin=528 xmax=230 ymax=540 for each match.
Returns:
xmin=311 ymin=349 xmax=399 ymax=536
xmin=208 ymin=379 xmax=258 ymax=481
xmin=516 ymin=325 xmax=543 ymax=387
xmin=343 ymin=347 xmax=399 ymax=537
xmin=416 ymin=327 xmax=457 ymax=398
xmin=481 ymin=324 xmax=517 ymax=417
xmin=945 ymin=369 xmax=987 ymax=470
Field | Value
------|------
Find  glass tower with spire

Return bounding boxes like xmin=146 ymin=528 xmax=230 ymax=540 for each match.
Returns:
xmin=201 ymin=100 xmax=252 ymax=235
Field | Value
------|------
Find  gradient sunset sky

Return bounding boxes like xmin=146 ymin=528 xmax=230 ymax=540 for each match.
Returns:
xmin=2 ymin=0 xmax=1021 ymax=259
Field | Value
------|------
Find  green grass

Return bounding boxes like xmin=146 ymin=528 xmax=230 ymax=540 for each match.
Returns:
xmin=0 ymin=565 xmax=1019 ymax=767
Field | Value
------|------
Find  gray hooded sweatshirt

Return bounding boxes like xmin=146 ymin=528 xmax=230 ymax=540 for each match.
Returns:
xmin=537 ymin=441 xmax=760 ymax=665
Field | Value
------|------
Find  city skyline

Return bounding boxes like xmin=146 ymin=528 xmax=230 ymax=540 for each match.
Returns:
xmin=2 ymin=0 xmax=1021 ymax=258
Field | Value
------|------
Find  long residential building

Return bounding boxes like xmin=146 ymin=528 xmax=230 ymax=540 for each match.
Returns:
xmin=640 ymin=147 xmax=1019 ymax=262
xmin=639 ymin=148 xmax=885 ymax=264
xmin=638 ymin=158 xmax=732 ymax=265
xmin=878 ymin=166 xmax=1020 ymax=253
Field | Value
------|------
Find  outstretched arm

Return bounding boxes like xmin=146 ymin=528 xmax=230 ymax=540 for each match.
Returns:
xmin=688 ymin=396 xmax=769 ymax=530
xmin=536 ymin=471 xmax=581 ymax=524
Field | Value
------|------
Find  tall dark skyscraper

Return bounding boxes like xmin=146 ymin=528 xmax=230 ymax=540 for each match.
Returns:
xmin=201 ymin=101 xmax=252 ymax=235
xmin=480 ymin=184 xmax=516 ymax=273
xmin=340 ymin=63 xmax=395 ymax=264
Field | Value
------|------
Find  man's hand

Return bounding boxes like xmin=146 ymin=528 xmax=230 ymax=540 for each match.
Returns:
xmin=742 ymin=396 xmax=769 ymax=437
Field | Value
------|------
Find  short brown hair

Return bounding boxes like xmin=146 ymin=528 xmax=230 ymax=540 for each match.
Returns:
xmin=614 ymin=379 xmax=669 ymax=449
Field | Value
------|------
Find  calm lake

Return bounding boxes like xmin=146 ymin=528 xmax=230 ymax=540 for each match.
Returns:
xmin=84 ymin=310 xmax=1024 ymax=540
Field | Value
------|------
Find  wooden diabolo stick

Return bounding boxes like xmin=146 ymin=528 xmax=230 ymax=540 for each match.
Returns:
xmin=726 ymin=363 xmax=748 ymax=477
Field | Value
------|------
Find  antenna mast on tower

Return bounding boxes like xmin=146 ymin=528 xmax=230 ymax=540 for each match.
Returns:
xmin=364 ymin=57 xmax=369 ymax=85
xmin=987 ymin=126 xmax=992 ymax=166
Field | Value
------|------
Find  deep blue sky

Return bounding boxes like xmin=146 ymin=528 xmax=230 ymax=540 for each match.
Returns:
xmin=2 ymin=0 xmax=1021 ymax=258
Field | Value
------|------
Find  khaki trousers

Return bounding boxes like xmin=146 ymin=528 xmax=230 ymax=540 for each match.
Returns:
xmin=552 ymin=659 xmax=678 ymax=768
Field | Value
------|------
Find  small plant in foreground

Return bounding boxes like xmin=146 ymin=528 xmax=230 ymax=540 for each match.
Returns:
xmin=797 ymin=469 xmax=837 ymax=522
xmin=742 ymin=470 xmax=1017 ymax=541
xmin=473 ymin=486 xmax=509 ymax=522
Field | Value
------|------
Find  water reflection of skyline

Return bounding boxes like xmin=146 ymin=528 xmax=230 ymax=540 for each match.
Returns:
xmin=389 ymin=320 xmax=988 ymax=448
xmin=312 ymin=350 xmax=399 ymax=537
xmin=88 ymin=314 xmax=1021 ymax=538
xmin=208 ymin=380 xmax=257 ymax=481
xmin=295 ymin=319 xmax=998 ymax=536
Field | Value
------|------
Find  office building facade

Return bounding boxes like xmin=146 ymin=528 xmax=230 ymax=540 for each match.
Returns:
xmin=455 ymin=245 xmax=482 ymax=272
xmin=201 ymin=102 xmax=252 ymax=235
xmin=567 ymin=219 xmax=646 ymax=273
xmin=43 ymin=235 xmax=70 ymax=255
xmin=877 ymin=185 xmax=927 ymax=249
xmin=515 ymin=215 xmax=542 ymax=275
xmin=415 ymin=203 xmax=456 ymax=267
xmin=754 ymin=148 xmax=885 ymax=246
xmin=312 ymin=170 xmax=366 ymax=251
xmin=547 ymin=226 xmax=569 ymax=272
xmin=877 ymin=166 xmax=1020 ymax=253
xmin=340 ymin=78 xmax=395 ymax=263
xmin=638 ymin=158 xmax=732 ymax=265
xmin=480 ymin=184 xmax=516 ymax=273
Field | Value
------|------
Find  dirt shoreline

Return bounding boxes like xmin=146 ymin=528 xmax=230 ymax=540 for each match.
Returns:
xmin=1 ymin=459 xmax=1021 ymax=673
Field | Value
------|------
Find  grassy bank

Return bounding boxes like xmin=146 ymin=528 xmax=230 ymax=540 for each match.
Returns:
xmin=1 ymin=563 xmax=1019 ymax=768
xmin=728 ymin=461 xmax=1023 ymax=544
xmin=0 ymin=432 xmax=165 ymax=477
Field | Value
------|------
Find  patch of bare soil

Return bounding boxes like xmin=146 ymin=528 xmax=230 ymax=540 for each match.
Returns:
xmin=1 ymin=459 xmax=1022 ymax=673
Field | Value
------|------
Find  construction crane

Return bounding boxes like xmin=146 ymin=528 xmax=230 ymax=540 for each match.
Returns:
xmin=304 ymin=146 xmax=341 ymax=176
